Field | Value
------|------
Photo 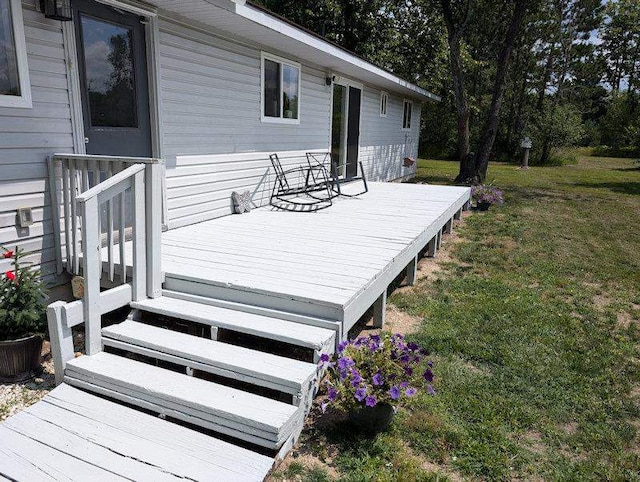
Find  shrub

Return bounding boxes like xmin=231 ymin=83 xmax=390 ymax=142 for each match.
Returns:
xmin=0 ymin=247 xmax=47 ymax=341
xmin=318 ymin=333 xmax=435 ymax=412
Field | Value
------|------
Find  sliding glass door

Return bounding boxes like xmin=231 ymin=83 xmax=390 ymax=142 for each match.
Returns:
xmin=330 ymin=81 xmax=361 ymax=178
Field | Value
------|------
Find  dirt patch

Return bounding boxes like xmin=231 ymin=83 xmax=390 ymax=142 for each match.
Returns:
xmin=382 ymin=304 xmax=423 ymax=336
xmin=559 ymin=422 xmax=578 ymax=435
xmin=522 ymin=431 xmax=546 ymax=455
xmin=617 ymin=311 xmax=637 ymax=329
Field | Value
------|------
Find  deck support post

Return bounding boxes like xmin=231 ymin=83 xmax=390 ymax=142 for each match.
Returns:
xmin=444 ymin=218 xmax=453 ymax=234
xmin=47 ymin=301 xmax=74 ymax=386
xmin=210 ymin=326 xmax=219 ymax=340
xmin=372 ymin=290 xmax=387 ymax=328
xmin=406 ymin=256 xmax=418 ymax=286
xmin=463 ymin=200 xmax=471 ymax=211
xmin=436 ymin=230 xmax=442 ymax=249
xmin=454 ymin=208 xmax=462 ymax=220
xmin=427 ymin=236 xmax=437 ymax=257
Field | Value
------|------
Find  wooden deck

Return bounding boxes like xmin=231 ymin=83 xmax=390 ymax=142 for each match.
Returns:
xmin=159 ymin=182 xmax=470 ymax=333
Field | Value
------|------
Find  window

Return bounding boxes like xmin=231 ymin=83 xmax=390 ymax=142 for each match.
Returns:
xmin=402 ymin=100 xmax=413 ymax=130
xmin=380 ymin=91 xmax=388 ymax=117
xmin=261 ymin=52 xmax=300 ymax=123
xmin=0 ymin=0 xmax=31 ymax=108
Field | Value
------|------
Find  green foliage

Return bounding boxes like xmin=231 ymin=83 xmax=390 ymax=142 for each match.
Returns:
xmin=0 ymin=247 xmax=47 ymax=341
xmin=528 ymin=104 xmax=585 ymax=165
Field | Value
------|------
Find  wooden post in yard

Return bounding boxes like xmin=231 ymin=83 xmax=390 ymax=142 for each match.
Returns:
xmin=521 ymin=137 xmax=532 ymax=169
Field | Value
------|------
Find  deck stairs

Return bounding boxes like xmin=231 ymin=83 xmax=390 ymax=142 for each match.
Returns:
xmin=61 ymin=289 xmax=339 ymax=476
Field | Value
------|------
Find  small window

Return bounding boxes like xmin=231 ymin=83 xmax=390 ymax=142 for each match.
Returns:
xmin=261 ymin=53 xmax=301 ymax=124
xmin=0 ymin=0 xmax=31 ymax=108
xmin=402 ymin=100 xmax=413 ymax=130
xmin=380 ymin=91 xmax=388 ymax=117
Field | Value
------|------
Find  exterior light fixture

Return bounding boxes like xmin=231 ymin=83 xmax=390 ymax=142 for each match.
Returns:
xmin=39 ymin=0 xmax=72 ymax=21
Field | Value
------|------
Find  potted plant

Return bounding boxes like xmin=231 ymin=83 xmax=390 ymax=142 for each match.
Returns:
xmin=0 ymin=247 xmax=47 ymax=382
xmin=318 ymin=333 xmax=436 ymax=435
xmin=471 ymin=184 xmax=504 ymax=211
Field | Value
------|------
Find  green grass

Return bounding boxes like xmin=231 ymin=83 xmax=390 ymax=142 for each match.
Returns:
xmin=276 ymin=156 xmax=640 ymax=481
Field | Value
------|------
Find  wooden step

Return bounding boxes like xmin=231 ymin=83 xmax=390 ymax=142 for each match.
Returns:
xmin=0 ymin=384 xmax=273 ymax=481
xmin=64 ymin=353 xmax=301 ymax=449
xmin=163 ymin=289 xmax=343 ymax=336
xmin=102 ymin=320 xmax=319 ymax=404
xmin=130 ymin=296 xmax=336 ymax=360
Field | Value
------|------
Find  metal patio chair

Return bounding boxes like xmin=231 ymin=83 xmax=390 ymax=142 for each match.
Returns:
xmin=305 ymin=152 xmax=369 ymax=197
xmin=269 ymin=153 xmax=333 ymax=211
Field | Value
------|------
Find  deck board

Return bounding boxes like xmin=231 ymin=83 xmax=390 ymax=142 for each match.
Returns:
xmin=0 ymin=384 xmax=273 ymax=481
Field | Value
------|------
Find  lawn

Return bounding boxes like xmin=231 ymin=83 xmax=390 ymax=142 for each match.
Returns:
xmin=272 ymin=156 xmax=640 ymax=481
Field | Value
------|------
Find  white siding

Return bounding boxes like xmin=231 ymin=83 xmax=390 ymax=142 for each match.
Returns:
xmin=0 ymin=2 xmax=73 ymax=282
xmin=158 ymin=18 xmax=333 ymax=224
xmin=359 ymin=86 xmax=421 ymax=182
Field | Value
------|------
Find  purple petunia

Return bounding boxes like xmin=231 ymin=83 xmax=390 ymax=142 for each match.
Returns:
xmin=423 ymin=369 xmax=434 ymax=383
xmin=405 ymin=387 xmax=417 ymax=397
xmin=365 ymin=395 xmax=377 ymax=407
xmin=319 ymin=353 xmax=330 ymax=363
xmin=407 ymin=342 xmax=419 ymax=351
xmin=337 ymin=341 xmax=349 ymax=353
xmin=372 ymin=372 xmax=384 ymax=386
xmin=355 ymin=387 xmax=367 ymax=402
xmin=389 ymin=386 xmax=401 ymax=400
xmin=400 ymin=381 xmax=409 ymax=389
xmin=327 ymin=386 xmax=338 ymax=401
xmin=337 ymin=357 xmax=355 ymax=370
xmin=427 ymin=384 xmax=436 ymax=396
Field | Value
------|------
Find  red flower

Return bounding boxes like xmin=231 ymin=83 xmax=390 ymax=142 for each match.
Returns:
xmin=5 ymin=271 xmax=16 ymax=281
xmin=2 ymin=250 xmax=13 ymax=259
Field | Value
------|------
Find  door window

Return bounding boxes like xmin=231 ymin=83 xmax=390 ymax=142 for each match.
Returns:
xmin=80 ymin=15 xmax=137 ymax=128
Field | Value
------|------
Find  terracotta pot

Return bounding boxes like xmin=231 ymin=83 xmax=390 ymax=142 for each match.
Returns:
xmin=0 ymin=334 xmax=43 ymax=382
xmin=476 ymin=201 xmax=491 ymax=211
xmin=348 ymin=403 xmax=395 ymax=435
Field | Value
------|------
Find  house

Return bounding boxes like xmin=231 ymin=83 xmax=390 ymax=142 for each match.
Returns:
xmin=0 ymin=0 xmax=440 ymax=291
xmin=0 ymin=1 xmax=471 ymax=478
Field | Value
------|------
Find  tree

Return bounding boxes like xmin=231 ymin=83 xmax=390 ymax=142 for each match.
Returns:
xmin=439 ymin=0 xmax=474 ymax=180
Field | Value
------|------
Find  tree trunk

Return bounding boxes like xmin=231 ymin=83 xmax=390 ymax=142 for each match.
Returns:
xmin=475 ymin=0 xmax=528 ymax=181
xmin=440 ymin=0 xmax=474 ymax=183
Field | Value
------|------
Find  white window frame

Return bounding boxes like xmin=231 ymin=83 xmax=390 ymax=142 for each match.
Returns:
xmin=260 ymin=52 xmax=301 ymax=125
xmin=0 ymin=0 xmax=32 ymax=108
xmin=379 ymin=91 xmax=388 ymax=117
xmin=402 ymin=99 xmax=413 ymax=131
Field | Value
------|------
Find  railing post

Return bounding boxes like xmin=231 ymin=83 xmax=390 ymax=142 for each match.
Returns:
xmin=47 ymin=157 xmax=64 ymax=275
xmin=132 ymin=169 xmax=147 ymax=302
xmin=145 ymin=161 xmax=163 ymax=298
xmin=79 ymin=195 xmax=102 ymax=356
xmin=46 ymin=301 xmax=74 ymax=385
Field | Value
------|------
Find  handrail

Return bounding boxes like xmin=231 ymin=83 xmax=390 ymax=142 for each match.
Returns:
xmin=77 ymin=163 xmax=148 ymax=355
xmin=53 ymin=153 xmax=161 ymax=165
xmin=47 ymin=154 xmax=164 ymax=299
xmin=76 ymin=163 xmax=145 ymax=203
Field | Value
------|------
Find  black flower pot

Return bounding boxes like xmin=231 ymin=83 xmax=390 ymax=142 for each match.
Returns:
xmin=348 ymin=403 xmax=395 ymax=435
xmin=476 ymin=201 xmax=492 ymax=211
xmin=0 ymin=334 xmax=43 ymax=382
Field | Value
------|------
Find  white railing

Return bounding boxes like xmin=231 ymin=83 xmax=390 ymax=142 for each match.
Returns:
xmin=46 ymin=155 xmax=164 ymax=384
xmin=76 ymin=164 xmax=148 ymax=355
xmin=48 ymin=153 xmax=164 ymax=298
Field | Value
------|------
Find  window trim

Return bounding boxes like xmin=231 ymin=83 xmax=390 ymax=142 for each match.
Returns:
xmin=0 ymin=0 xmax=32 ymax=108
xmin=402 ymin=99 xmax=413 ymax=131
xmin=379 ymin=91 xmax=388 ymax=117
xmin=260 ymin=51 xmax=301 ymax=125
